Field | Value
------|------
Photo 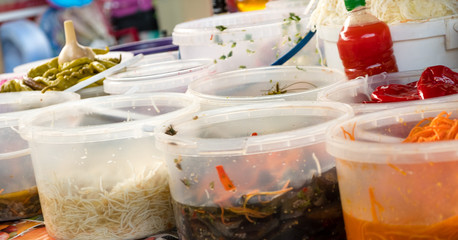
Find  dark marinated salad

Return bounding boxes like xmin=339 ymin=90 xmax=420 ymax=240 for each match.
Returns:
xmin=173 ymin=168 xmax=346 ymax=240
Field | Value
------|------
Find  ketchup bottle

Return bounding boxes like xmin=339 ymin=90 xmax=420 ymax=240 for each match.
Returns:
xmin=337 ymin=0 xmax=398 ymax=80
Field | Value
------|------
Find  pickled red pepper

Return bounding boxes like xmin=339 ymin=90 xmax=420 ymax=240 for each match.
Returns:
xmin=370 ymin=65 xmax=458 ymax=103
xmin=337 ymin=0 xmax=398 ymax=80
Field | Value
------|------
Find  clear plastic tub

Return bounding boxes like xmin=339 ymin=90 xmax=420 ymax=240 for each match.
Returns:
xmin=173 ymin=9 xmax=319 ymax=73
xmin=187 ymin=65 xmax=346 ymax=110
xmin=19 ymin=93 xmax=199 ymax=240
xmin=317 ymin=69 xmax=458 ymax=115
xmin=154 ymin=101 xmax=354 ymax=240
xmin=0 ymin=91 xmax=80 ymax=221
xmin=326 ymin=102 xmax=458 ymax=239
xmin=104 ymin=59 xmax=216 ymax=94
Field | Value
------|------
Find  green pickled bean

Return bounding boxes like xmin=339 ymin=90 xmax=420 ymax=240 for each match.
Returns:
xmin=27 ymin=57 xmax=58 ymax=78
xmin=61 ymin=57 xmax=92 ymax=71
xmin=56 ymin=69 xmax=72 ymax=78
xmin=96 ymin=59 xmax=117 ymax=69
xmin=90 ymin=61 xmax=107 ymax=73
xmin=33 ymin=77 xmax=53 ymax=87
xmin=92 ymin=47 xmax=109 ymax=55
xmin=43 ymin=68 xmax=58 ymax=78
xmin=0 ymin=79 xmax=32 ymax=92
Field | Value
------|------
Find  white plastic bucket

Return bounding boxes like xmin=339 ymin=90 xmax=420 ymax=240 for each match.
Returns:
xmin=19 ymin=93 xmax=200 ymax=240
xmin=326 ymin=102 xmax=458 ymax=239
xmin=318 ymin=15 xmax=458 ymax=72
xmin=155 ymin=101 xmax=354 ymax=239
xmin=173 ymin=9 xmax=320 ymax=72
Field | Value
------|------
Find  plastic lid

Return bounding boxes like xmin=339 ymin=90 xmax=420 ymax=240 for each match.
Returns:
xmin=326 ymin=102 xmax=458 ymax=164
xmin=104 ymin=59 xmax=216 ymax=94
xmin=155 ymin=101 xmax=353 ymax=156
xmin=344 ymin=0 xmax=366 ymax=11
xmin=317 ymin=69 xmax=458 ymax=115
xmin=172 ymin=9 xmax=310 ymax=45
xmin=187 ymin=66 xmax=346 ymax=109
xmin=19 ymin=93 xmax=200 ymax=143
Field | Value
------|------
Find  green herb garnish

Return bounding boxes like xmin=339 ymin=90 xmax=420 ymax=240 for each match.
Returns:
xmin=165 ymin=124 xmax=177 ymax=136
xmin=215 ymin=25 xmax=227 ymax=31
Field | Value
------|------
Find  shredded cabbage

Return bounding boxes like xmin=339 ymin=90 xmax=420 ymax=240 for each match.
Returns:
xmin=309 ymin=0 xmax=458 ymax=28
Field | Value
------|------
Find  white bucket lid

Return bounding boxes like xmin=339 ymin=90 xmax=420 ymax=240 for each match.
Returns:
xmin=317 ymin=69 xmax=458 ymax=115
xmin=326 ymin=102 xmax=458 ymax=164
xmin=187 ymin=66 xmax=346 ymax=108
xmin=155 ymin=101 xmax=353 ymax=156
xmin=19 ymin=93 xmax=200 ymax=143
xmin=104 ymin=59 xmax=216 ymax=94
xmin=172 ymin=9 xmax=311 ymax=46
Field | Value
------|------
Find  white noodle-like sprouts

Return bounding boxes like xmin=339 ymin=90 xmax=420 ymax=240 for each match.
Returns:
xmin=39 ymin=165 xmax=175 ymax=240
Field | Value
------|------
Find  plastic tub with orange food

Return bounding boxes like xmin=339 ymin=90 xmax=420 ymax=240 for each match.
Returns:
xmin=326 ymin=102 xmax=458 ymax=239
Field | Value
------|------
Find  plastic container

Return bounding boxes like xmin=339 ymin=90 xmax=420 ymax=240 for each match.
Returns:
xmin=104 ymin=59 xmax=216 ymax=94
xmin=187 ymin=65 xmax=347 ymax=110
xmin=318 ymin=15 xmax=458 ymax=73
xmin=19 ymin=93 xmax=199 ymax=240
xmin=173 ymin=9 xmax=319 ymax=73
xmin=0 ymin=91 xmax=80 ymax=222
xmin=128 ymin=51 xmax=179 ymax=68
xmin=317 ymin=69 xmax=458 ymax=115
xmin=154 ymin=101 xmax=354 ymax=240
xmin=326 ymin=102 xmax=458 ymax=239
xmin=109 ymin=37 xmax=179 ymax=55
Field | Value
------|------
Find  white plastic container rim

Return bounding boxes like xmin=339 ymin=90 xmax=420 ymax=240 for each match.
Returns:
xmin=326 ymin=102 xmax=458 ymax=164
xmin=128 ymin=51 xmax=179 ymax=69
xmin=104 ymin=59 xmax=216 ymax=94
xmin=172 ymin=9 xmax=311 ymax=46
xmin=19 ymin=92 xmax=200 ymax=144
xmin=187 ymin=65 xmax=346 ymax=104
xmin=155 ymin=101 xmax=354 ymax=156
xmin=317 ymin=69 xmax=458 ymax=114
xmin=0 ymin=91 xmax=81 ymax=116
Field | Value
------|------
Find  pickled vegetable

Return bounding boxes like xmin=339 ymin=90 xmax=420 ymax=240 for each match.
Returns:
xmin=0 ymin=186 xmax=41 ymax=221
xmin=0 ymin=50 xmax=121 ymax=93
xmin=173 ymin=168 xmax=346 ymax=240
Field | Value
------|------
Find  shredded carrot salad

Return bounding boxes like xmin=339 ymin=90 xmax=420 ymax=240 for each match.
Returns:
xmin=403 ymin=111 xmax=458 ymax=143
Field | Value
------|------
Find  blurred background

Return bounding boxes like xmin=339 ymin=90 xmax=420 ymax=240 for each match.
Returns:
xmin=0 ymin=0 xmax=267 ymax=73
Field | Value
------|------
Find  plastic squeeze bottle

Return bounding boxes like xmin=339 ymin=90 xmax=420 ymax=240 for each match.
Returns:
xmin=337 ymin=0 xmax=398 ymax=80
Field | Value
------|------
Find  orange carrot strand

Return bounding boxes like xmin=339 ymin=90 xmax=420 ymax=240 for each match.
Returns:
xmin=216 ymin=165 xmax=236 ymax=192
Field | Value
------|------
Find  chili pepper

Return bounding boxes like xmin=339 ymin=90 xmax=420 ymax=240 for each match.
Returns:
xmin=216 ymin=165 xmax=236 ymax=191
xmin=417 ymin=65 xmax=458 ymax=99
xmin=370 ymin=82 xmax=419 ymax=103
xmin=369 ymin=65 xmax=458 ymax=103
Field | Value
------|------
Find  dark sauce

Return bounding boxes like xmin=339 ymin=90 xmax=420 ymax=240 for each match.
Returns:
xmin=0 ymin=186 xmax=41 ymax=221
xmin=173 ymin=168 xmax=346 ymax=240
